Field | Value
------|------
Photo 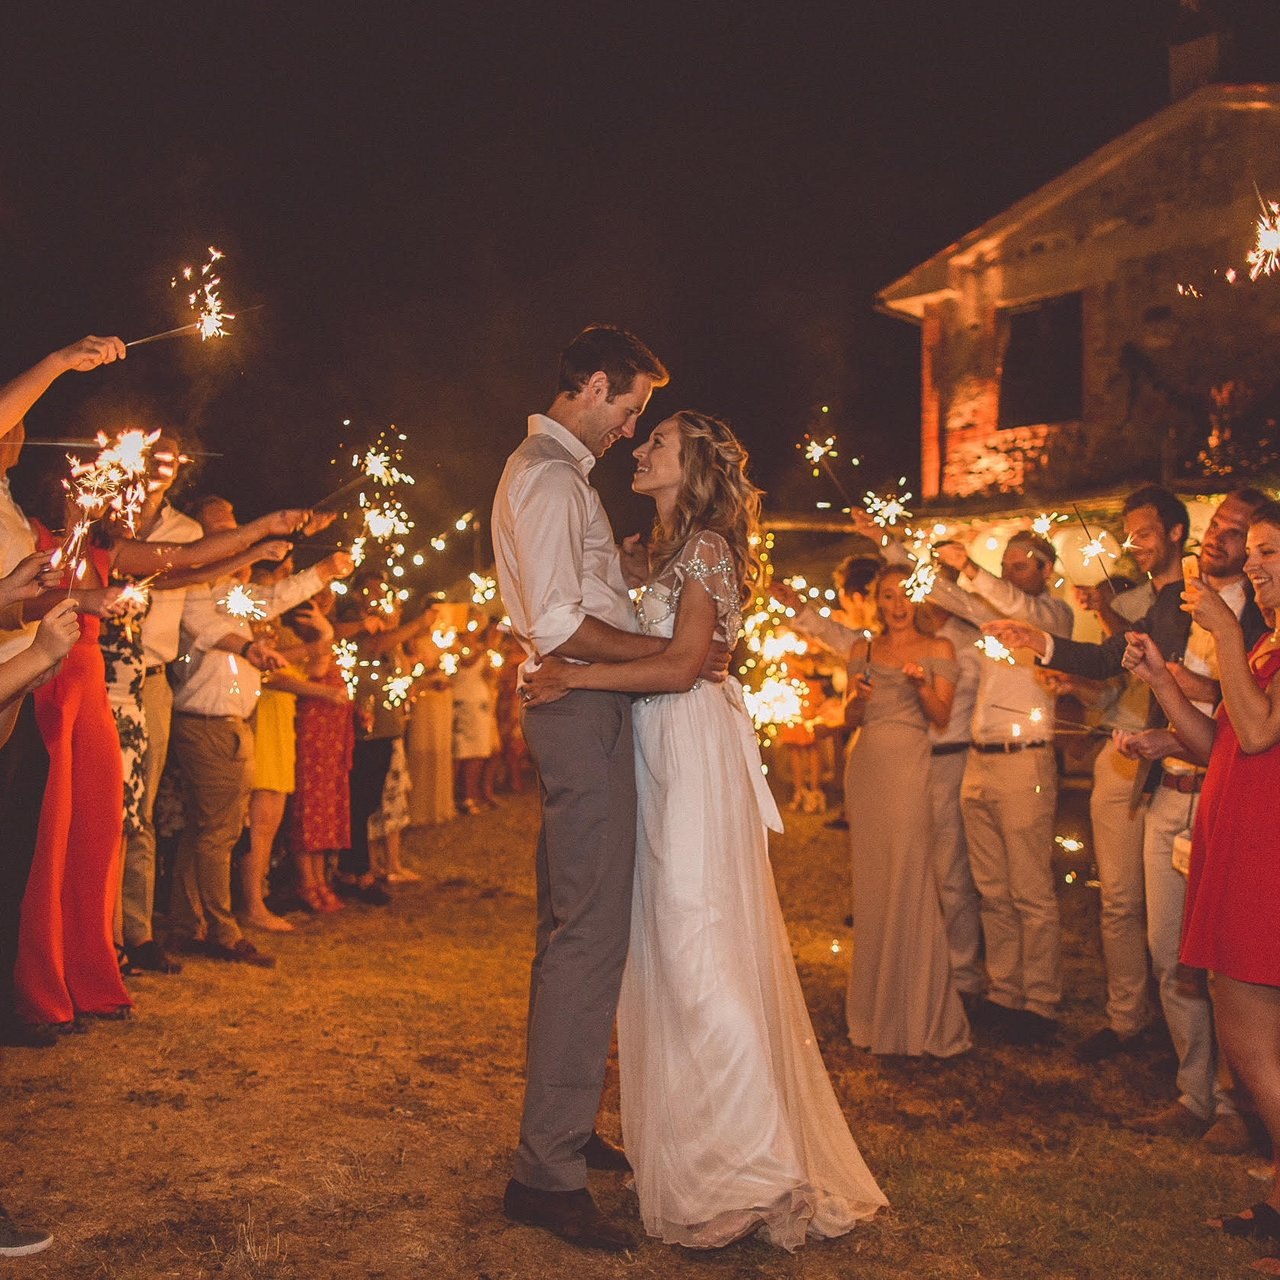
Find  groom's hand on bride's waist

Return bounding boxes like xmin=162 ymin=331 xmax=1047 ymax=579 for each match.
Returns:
xmin=699 ymin=642 xmax=731 ymax=684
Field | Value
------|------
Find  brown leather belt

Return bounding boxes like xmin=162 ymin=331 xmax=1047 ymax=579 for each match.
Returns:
xmin=931 ymin=742 xmax=971 ymax=756
xmin=1160 ymin=772 xmax=1204 ymax=795
xmin=972 ymin=740 xmax=1048 ymax=755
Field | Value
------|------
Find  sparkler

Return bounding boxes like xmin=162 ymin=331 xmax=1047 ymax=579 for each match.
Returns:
xmin=975 ymin=635 xmax=1016 ymax=665
xmin=742 ymin=675 xmax=806 ymax=730
xmin=1247 ymin=188 xmax=1280 ymax=281
xmin=219 ymin=583 xmax=267 ymax=620
xmin=1071 ymin=503 xmax=1117 ymax=594
xmin=1031 ymin=511 xmax=1068 ymax=540
xmin=863 ymin=480 xmax=914 ymax=530
xmin=903 ymin=560 xmax=937 ymax=603
xmin=127 ymin=248 xmax=235 ymax=347
xmin=797 ymin=433 xmax=856 ymax=506
xmin=334 ymin=638 xmax=360 ymax=698
xmin=469 ymin=573 xmax=498 ymax=606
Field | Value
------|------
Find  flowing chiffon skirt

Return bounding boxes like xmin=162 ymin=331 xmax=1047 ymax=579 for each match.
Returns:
xmin=619 ymin=679 xmax=886 ymax=1250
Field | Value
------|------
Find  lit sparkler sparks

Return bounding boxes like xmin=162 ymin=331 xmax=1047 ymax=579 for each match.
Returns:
xmin=220 ymin=583 xmax=267 ymax=620
xmin=801 ymin=435 xmax=838 ymax=476
xmin=469 ymin=572 xmax=498 ymax=606
xmin=439 ymin=652 xmax=460 ymax=676
xmin=334 ymin=638 xmax=360 ymax=698
xmin=1247 ymin=196 xmax=1280 ymax=281
xmin=360 ymin=496 xmax=414 ymax=542
xmin=975 ymin=635 xmax=1016 ymax=665
xmin=181 ymin=247 xmax=234 ymax=340
xmin=742 ymin=675 xmax=806 ymax=730
xmin=1031 ymin=511 xmax=1068 ymax=539
xmin=903 ymin=560 xmax=937 ymax=603
xmin=381 ymin=671 xmax=415 ymax=709
xmin=863 ymin=481 xmax=913 ymax=529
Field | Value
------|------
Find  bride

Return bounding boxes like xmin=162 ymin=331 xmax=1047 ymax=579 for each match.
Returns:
xmin=525 ymin=410 xmax=886 ymax=1250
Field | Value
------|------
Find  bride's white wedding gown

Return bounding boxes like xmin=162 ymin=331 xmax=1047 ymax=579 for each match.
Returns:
xmin=618 ymin=531 xmax=886 ymax=1250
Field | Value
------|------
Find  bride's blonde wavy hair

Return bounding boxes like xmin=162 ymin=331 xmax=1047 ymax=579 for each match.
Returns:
xmin=648 ymin=411 xmax=763 ymax=604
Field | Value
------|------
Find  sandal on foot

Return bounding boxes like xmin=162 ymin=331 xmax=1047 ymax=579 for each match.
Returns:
xmin=1210 ymin=1203 xmax=1280 ymax=1240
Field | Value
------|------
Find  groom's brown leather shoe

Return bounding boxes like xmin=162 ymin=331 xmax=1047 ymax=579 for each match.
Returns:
xmin=503 ymin=1179 xmax=637 ymax=1252
xmin=580 ymin=1131 xmax=632 ymax=1173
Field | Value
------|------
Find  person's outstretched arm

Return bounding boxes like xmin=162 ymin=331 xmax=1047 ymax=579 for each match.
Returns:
xmin=0 ymin=336 xmax=125 ymax=440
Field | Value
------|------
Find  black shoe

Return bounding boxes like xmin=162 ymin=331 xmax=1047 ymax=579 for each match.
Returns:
xmin=358 ymin=881 xmax=392 ymax=907
xmin=75 ymin=1006 xmax=133 ymax=1025
xmin=1004 ymin=1009 xmax=1060 ymax=1046
xmin=0 ymin=1018 xmax=58 ymax=1049
xmin=169 ymin=935 xmax=212 ymax=957
xmin=125 ymin=940 xmax=182 ymax=974
xmin=0 ymin=1204 xmax=52 ymax=1258
xmin=1074 ymin=1026 xmax=1132 ymax=1063
xmin=206 ymin=939 xmax=276 ymax=969
xmin=503 ymin=1180 xmax=637 ymax=1252
xmin=580 ymin=1131 xmax=632 ymax=1173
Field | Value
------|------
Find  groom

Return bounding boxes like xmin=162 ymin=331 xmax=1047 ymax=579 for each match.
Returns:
xmin=492 ymin=325 xmax=670 ymax=1252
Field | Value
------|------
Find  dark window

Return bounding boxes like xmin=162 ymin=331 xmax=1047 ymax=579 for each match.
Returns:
xmin=997 ymin=292 xmax=1083 ymax=429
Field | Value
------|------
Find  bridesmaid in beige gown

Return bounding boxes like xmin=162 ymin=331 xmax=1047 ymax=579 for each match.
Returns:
xmin=778 ymin=567 xmax=971 ymax=1057
xmin=406 ymin=634 xmax=456 ymax=827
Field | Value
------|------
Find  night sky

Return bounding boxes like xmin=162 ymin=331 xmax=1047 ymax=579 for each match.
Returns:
xmin=3 ymin=2 xmax=1275 ymax=585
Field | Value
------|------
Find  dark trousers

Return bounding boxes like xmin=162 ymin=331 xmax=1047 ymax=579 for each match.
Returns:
xmin=513 ymin=690 xmax=636 ymax=1192
xmin=340 ymin=737 xmax=394 ymax=877
xmin=0 ymin=699 xmax=51 ymax=1024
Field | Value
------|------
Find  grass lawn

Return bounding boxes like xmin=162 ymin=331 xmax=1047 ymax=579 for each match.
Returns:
xmin=0 ymin=787 xmax=1268 ymax=1279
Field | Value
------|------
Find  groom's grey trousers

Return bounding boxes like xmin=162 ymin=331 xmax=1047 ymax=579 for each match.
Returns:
xmin=514 ymin=689 xmax=637 ymax=1192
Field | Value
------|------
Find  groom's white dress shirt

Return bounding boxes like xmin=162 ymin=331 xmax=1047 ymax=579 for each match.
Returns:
xmin=492 ymin=414 xmax=636 ymax=667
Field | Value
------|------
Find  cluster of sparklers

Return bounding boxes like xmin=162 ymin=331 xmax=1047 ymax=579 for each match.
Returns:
xmin=332 ymin=615 xmax=505 ymax=710
xmin=50 ymin=427 xmax=166 ymax=589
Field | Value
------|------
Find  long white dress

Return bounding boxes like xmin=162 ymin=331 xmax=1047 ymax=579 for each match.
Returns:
xmin=618 ymin=531 xmax=887 ymax=1250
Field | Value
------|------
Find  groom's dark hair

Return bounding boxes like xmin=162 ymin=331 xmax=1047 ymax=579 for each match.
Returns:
xmin=557 ymin=324 xmax=669 ymax=400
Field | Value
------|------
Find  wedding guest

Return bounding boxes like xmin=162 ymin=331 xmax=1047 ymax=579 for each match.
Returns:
xmin=0 ymin=337 xmax=126 ymax=1048
xmin=494 ymin=632 xmax=529 ymax=795
xmin=990 ymin=487 xmax=1268 ymax=1134
xmin=915 ymin=587 xmax=985 ymax=1001
xmin=167 ymin=496 xmax=350 ymax=967
xmin=778 ymin=569 xmax=968 ymax=1056
xmin=929 ymin=531 xmax=1074 ymax=1044
xmin=1121 ymin=499 xmax=1280 ymax=1263
xmin=244 ymin=570 xmax=349 ymax=930
xmin=405 ymin=619 xmax=457 ymax=826
xmin=1073 ymin=486 xmax=1188 ymax=1062
xmin=335 ymin=576 xmax=420 ymax=903
xmin=289 ymin=589 xmax=353 ymax=912
xmin=452 ymin=637 xmax=497 ymax=814
xmin=369 ymin=738 xmax=416 ymax=883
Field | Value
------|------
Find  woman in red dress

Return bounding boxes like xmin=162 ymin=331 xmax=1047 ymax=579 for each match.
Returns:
xmin=289 ymin=590 xmax=354 ymax=912
xmin=14 ymin=529 xmax=132 ymax=1027
xmin=1124 ymin=499 xmax=1280 ymax=1265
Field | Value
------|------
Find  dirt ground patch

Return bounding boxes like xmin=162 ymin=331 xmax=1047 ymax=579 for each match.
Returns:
xmin=0 ymin=789 xmax=1265 ymax=1279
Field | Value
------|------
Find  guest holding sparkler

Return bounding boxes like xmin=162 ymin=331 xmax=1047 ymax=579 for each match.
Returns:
xmin=334 ymin=573 xmax=431 ymax=902
xmin=167 ymin=496 xmax=352 ymax=968
xmin=990 ymin=488 xmax=1267 ymax=1129
xmin=776 ymin=568 xmax=968 ymax=1057
xmin=289 ymin=589 xmax=354 ymax=912
xmin=0 ymin=338 xmax=125 ymax=1047
xmin=925 ymin=530 xmax=1073 ymax=1045
xmin=1121 ymin=500 xmax=1280 ymax=1267
xmin=405 ymin=610 xmax=458 ymax=827
xmin=243 ymin=563 xmax=352 ymax=931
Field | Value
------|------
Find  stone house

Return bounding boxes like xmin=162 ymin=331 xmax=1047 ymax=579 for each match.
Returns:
xmin=878 ymin=82 xmax=1280 ymax=501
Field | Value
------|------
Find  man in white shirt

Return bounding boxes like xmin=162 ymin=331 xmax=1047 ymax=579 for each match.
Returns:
xmin=493 ymin=326 xmax=671 ymax=1253
xmin=929 ymin=532 xmax=1074 ymax=1043
xmin=168 ymin=495 xmax=351 ymax=969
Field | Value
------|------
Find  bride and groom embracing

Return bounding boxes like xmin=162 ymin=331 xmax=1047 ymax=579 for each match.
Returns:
xmin=491 ymin=325 xmax=886 ymax=1253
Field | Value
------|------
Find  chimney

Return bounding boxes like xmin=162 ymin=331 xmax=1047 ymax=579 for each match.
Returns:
xmin=1168 ymin=0 xmax=1232 ymax=101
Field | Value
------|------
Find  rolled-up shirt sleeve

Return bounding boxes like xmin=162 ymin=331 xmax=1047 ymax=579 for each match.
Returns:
xmin=510 ymin=461 xmax=590 ymax=657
